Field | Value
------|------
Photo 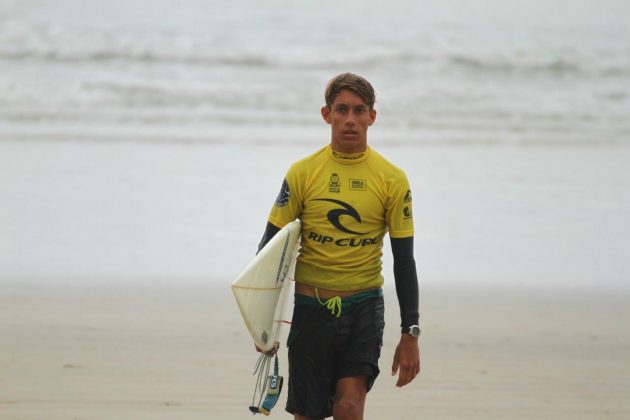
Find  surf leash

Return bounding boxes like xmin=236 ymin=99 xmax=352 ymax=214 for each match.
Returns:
xmin=249 ymin=353 xmax=283 ymax=416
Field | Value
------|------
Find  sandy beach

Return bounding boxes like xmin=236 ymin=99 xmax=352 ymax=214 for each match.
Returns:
xmin=1 ymin=282 xmax=628 ymax=420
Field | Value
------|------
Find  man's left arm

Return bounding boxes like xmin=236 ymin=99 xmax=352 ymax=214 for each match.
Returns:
xmin=390 ymin=236 xmax=421 ymax=387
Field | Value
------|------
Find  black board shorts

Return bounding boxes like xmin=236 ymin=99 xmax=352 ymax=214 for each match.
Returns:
xmin=285 ymin=289 xmax=385 ymax=418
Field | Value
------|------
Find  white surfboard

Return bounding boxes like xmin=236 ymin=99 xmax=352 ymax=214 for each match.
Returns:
xmin=232 ymin=221 xmax=301 ymax=352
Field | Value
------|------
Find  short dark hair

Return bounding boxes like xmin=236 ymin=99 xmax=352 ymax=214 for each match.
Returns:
xmin=324 ymin=73 xmax=376 ymax=110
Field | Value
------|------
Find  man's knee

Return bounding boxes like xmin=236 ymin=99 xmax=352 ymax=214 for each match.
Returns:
xmin=335 ymin=397 xmax=360 ymax=411
xmin=333 ymin=375 xmax=368 ymax=419
xmin=333 ymin=397 xmax=364 ymax=418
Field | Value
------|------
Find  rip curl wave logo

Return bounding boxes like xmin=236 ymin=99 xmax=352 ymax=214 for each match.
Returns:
xmin=313 ymin=198 xmax=365 ymax=235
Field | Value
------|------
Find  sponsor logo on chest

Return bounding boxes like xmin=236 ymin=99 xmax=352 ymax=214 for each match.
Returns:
xmin=307 ymin=198 xmax=379 ymax=248
xmin=328 ymin=173 xmax=367 ymax=193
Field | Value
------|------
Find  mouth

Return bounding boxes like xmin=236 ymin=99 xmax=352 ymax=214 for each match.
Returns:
xmin=343 ymin=130 xmax=358 ymax=138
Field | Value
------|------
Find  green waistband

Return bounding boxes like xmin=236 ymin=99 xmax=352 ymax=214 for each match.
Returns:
xmin=294 ymin=288 xmax=383 ymax=316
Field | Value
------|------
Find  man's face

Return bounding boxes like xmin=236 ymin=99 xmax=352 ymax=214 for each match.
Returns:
xmin=321 ymin=89 xmax=376 ymax=154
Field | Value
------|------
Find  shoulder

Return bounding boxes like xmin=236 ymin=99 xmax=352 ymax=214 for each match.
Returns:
xmin=287 ymin=145 xmax=329 ymax=174
xmin=367 ymin=147 xmax=408 ymax=180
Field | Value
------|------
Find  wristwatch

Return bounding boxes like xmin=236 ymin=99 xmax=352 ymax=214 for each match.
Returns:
xmin=404 ymin=325 xmax=421 ymax=337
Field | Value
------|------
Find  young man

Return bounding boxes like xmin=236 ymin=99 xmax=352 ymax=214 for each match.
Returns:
xmin=257 ymin=73 xmax=420 ymax=419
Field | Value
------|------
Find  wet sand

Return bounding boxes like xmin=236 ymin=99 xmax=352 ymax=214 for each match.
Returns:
xmin=1 ymin=282 xmax=628 ymax=419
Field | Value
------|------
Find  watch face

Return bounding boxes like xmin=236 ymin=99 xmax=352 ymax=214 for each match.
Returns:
xmin=409 ymin=326 xmax=421 ymax=337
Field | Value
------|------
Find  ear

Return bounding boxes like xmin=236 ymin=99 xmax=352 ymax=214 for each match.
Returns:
xmin=368 ymin=109 xmax=377 ymax=126
xmin=321 ymin=106 xmax=332 ymax=124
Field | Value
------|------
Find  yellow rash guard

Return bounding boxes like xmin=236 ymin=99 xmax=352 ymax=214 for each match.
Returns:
xmin=268 ymin=145 xmax=414 ymax=291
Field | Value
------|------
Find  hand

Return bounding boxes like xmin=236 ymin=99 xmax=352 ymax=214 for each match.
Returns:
xmin=391 ymin=334 xmax=420 ymax=387
xmin=255 ymin=341 xmax=279 ymax=357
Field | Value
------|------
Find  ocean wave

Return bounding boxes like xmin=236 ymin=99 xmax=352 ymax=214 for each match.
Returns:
xmin=3 ymin=47 xmax=629 ymax=80
xmin=0 ymin=48 xmax=272 ymax=67
xmin=0 ymin=20 xmax=271 ymax=67
xmin=448 ymin=54 xmax=584 ymax=75
xmin=80 ymin=81 xmax=314 ymax=111
xmin=2 ymin=20 xmax=630 ymax=79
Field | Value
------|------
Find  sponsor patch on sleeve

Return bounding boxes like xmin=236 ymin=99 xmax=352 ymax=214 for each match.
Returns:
xmin=275 ymin=179 xmax=290 ymax=207
xmin=403 ymin=189 xmax=413 ymax=218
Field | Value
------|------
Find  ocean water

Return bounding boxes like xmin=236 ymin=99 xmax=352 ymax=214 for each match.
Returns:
xmin=1 ymin=0 xmax=629 ymax=291
xmin=2 ymin=0 xmax=630 ymax=145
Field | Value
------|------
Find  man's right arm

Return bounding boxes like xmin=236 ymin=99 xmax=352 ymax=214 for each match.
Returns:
xmin=253 ymin=220 xmax=283 ymax=356
xmin=257 ymin=222 xmax=281 ymax=254
xmin=259 ymin=172 xmax=303 ymax=254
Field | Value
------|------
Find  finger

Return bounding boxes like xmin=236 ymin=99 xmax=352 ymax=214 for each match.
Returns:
xmin=396 ymin=364 xmax=417 ymax=387
xmin=391 ymin=352 xmax=400 ymax=376
xmin=396 ymin=365 xmax=408 ymax=387
xmin=396 ymin=369 xmax=409 ymax=387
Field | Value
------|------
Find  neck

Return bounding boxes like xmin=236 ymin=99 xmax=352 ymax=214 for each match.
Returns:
xmin=328 ymin=145 xmax=370 ymax=164
xmin=331 ymin=145 xmax=367 ymax=155
xmin=331 ymin=148 xmax=366 ymax=157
